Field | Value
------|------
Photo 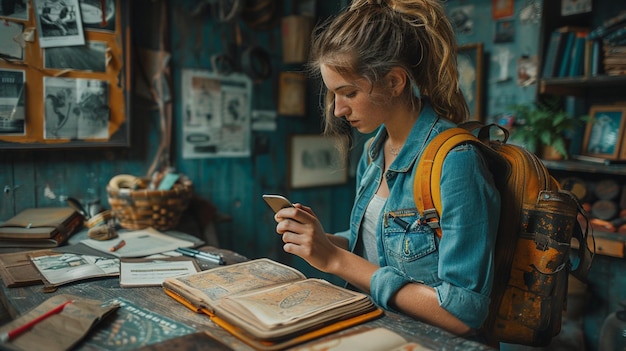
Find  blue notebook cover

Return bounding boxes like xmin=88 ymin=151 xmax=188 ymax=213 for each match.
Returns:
xmin=542 ymin=30 xmax=565 ymax=78
xmin=558 ymin=31 xmax=576 ymax=77
xmin=569 ymin=34 xmax=587 ymax=77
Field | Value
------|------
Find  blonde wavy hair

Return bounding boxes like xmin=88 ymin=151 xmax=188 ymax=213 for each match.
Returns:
xmin=308 ymin=0 xmax=468 ymax=150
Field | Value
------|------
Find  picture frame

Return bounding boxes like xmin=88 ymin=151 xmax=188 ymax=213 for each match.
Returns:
xmin=288 ymin=134 xmax=348 ymax=189
xmin=492 ymin=0 xmax=514 ymax=19
xmin=457 ymin=43 xmax=484 ymax=121
xmin=582 ymin=105 xmax=626 ymax=160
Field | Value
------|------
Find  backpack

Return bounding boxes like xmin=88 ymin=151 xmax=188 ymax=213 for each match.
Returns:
xmin=413 ymin=122 xmax=594 ymax=347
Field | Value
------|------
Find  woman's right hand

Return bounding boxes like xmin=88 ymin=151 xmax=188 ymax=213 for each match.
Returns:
xmin=274 ymin=204 xmax=343 ymax=273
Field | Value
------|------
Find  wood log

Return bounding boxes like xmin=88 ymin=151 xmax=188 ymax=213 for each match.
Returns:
xmin=594 ymin=178 xmax=620 ymax=201
xmin=560 ymin=177 xmax=591 ymax=202
xmin=591 ymin=200 xmax=619 ymax=220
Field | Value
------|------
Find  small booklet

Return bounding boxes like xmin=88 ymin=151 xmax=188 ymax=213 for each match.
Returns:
xmin=0 ymin=207 xmax=83 ymax=248
xmin=0 ymin=294 xmax=119 ymax=351
xmin=29 ymin=251 xmax=119 ymax=287
xmin=162 ymin=258 xmax=382 ymax=350
xmin=119 ymin=257 xmax=200 ymax=288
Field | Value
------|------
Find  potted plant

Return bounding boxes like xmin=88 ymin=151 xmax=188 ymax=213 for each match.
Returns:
xmin=508 ymin=97 xmax=588 ymax=160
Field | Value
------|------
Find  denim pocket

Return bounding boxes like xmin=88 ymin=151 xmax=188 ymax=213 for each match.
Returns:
xmin=383 ymin=211 xmax=439 ymax=284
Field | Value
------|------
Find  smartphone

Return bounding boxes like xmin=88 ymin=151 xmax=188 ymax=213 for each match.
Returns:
xmin=262 ymin=194 xmax=294 ymax=213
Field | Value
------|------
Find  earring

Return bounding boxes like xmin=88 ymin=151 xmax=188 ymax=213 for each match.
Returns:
xmin=411 ymin=83 xmax=421 ymax=98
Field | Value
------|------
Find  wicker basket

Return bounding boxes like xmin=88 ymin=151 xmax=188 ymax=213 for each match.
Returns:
xmin=106 ymin=176 xmax=193 ymax=231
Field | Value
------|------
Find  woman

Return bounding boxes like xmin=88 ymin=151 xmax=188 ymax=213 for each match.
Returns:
xmin=272 ymin=0 xmax=500 ymax=338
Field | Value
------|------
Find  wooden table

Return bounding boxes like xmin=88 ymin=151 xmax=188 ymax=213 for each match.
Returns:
xmin=0 ymin=244 xmax=494 ymax=350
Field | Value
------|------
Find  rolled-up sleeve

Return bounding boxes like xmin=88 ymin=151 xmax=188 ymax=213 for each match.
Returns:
xmin=370 ymin=266 xmax=411 ymax=309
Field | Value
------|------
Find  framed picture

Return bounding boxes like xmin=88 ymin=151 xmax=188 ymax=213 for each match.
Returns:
xmin=457 ymin=43 xmax=484 ymax=121
xmin=288 ymin=135 xmax=348 ymax=189
xmin=582 ymin=105 xmax=626 ymax=160
xmin=492 ymin=0 xmax=514 ymax=19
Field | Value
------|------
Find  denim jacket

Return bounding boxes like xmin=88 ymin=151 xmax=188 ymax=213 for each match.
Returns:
xmin=334 ymin=101 xmax=500 ymax=329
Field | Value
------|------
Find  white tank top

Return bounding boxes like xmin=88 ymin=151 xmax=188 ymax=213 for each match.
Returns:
xmin=361 ymin=194 xmax=385 ymax=264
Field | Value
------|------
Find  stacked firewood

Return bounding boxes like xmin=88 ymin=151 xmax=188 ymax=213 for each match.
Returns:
xmin=561 ymin=177 xmax=626 ymax=233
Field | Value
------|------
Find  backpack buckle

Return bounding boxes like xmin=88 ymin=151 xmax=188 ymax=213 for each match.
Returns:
xmin=421 ymin=209 xmax=440 ymax=229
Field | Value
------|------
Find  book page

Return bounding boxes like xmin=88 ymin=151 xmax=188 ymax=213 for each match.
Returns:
xmin=80 ymin=227 xmax=195 ymax=257
xmin=219 ymin=279 xmax=370 ymax=328
xmin=162 ymin=258 xmax=306 ymax=310
xmin=119 ymin=257 xmax=199 ymax=287
xmin=30 ymin=252 xmax=119 ymax=286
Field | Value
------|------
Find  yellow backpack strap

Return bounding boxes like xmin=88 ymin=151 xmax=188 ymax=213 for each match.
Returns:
xmin=414 ymin=127 xmax=478 ymax=238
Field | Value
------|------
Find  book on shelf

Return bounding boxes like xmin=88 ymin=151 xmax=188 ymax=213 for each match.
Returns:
xmin=605 ymin=24 xmax=626 ymax=46
xmin=0 ymin=207 xmax=83 ymax=248
xmin=591 ymin=39 xmax=603 ymax=76
xmin=568 ymin=30 xmax=589 ymax=77
xmin=162 ymin=258 xmax=383 ymax=351
xmin=542 ymin=30 xmax=568 ymax=78
xmin=588 ymin=11 xmax=626 ymax=40
xmin=541 ymin=26 xmax=587 ymax=79
xmin=557 ymin=27 xmax=589 ymax=78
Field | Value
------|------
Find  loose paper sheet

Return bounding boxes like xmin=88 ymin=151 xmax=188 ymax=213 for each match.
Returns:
xmin=80 ymin=227 xmax=195 ymax=258
xmin=120 ymin=257 xmax=199 ymax=287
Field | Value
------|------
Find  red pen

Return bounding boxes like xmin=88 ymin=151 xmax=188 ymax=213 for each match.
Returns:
xmin=109 ymin=239 xmax=126 ymax=252
xmin=1 ymin=300 xmax=73 ymax=342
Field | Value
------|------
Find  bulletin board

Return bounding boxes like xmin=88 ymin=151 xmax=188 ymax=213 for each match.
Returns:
xmin=0 ymin=0 xmax=130 ymax=149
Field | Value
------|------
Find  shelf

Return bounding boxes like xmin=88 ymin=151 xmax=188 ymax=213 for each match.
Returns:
xmin=542 ymin=159 xmax=626 ymax=176
xmin=539 ymin=75 xmax=626 ymax=96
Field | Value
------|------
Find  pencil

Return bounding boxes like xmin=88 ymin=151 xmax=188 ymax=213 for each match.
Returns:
xmin=0 ymin=300 xmax=73 ymax=342
xmin=109 ymin=239 xmax=126 ymax=252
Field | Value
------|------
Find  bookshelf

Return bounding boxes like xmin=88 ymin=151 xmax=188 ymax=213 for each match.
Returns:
xmin=538 ymin=1 xmax=626 ymax=99
xmin=537 ymin=1 xmax=626 ymax=260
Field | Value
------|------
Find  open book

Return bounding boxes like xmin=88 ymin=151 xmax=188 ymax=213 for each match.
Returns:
xmin=29 ymin=251 xmax=119 ymax=288
xmin=162 ymin=258 xmax=382 ymax=350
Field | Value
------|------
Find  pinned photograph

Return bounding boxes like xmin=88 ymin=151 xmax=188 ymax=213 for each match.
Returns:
xmin=0 ymin=0 xmax=29 ymax=21
xmin=76 ymin=79 xmax=109 ymax=139
xmin=34 ymin=0 xmax=85 ymax=48
xmin=181 ymin=69 xmax=252 ymax=158
xmin=44 ymin=40 xmax=107 ymax=72
xmin=0 ymin=69 xmax=25 ymax=135
xmin=80 ymin=0 xmax=116 ymax=32
xmin=448 ymin=5 xmax=474 ymax=35
xmin=43 ymin=77 xmax=109 ymax=140
xmin=0 ymin=21 xmax=24 ymax=60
